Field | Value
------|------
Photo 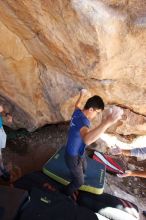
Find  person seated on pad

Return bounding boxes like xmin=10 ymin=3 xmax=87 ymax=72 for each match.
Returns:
xmin=64 ymin=89 xmax=123 ymax=197
xmin=110 ymin=146 xmax=146 ymax=178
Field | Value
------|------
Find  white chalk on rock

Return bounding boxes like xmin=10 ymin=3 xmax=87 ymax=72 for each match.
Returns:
xmin=110 ymin=106 xmax=124 ymax=120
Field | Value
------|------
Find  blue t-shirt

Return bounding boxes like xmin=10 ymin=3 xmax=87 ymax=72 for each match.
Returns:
xmin=0 ymin=114 xmax=3 ymax=128
xmin=66 ymin=108 xmax=90 ymax=157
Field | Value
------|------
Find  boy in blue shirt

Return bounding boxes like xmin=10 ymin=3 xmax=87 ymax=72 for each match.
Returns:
xmin=65 ymin=89 xmax=122 ymax=197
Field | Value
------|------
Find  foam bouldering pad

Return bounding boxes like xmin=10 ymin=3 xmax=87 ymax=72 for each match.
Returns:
xmin=43 ymin=146 xmax=106 ymax=195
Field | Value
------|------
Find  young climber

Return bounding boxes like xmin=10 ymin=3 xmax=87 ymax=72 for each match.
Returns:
xmin=0 ymin=104 xmax=12 ymax=181
xmin=111 ymin=146 xmax=146 ymax=178
xmin=64 ymin=89 xmax=123 ymax=196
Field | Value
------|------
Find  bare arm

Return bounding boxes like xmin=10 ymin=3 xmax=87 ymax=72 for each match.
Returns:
xmin=80 ymin=121 xmax=110 ymax=145
xmin=121 ymin=149 xmax=131 ymax=156
xmin=111 ymin=147 xmax=146 ymax=157
xmin=80 ymin=112 xmax=121 ymax=146
xmin=118 ymin=170 xmax=146 ymax=178
xmin=120 ymin=148 xmax=146 ymax=157
xmin=130 ymin=170 xmax=146 ymax=178
xmin=74 ymin=89 xmax=87 ymax=110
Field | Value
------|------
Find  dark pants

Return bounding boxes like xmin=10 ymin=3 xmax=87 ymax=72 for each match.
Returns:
xmin=64 ymin=153 xmax=87 ymax=196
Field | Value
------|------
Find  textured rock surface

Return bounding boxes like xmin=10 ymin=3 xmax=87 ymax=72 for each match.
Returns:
xmin=0 ymin=0 xmax=146 ymax=134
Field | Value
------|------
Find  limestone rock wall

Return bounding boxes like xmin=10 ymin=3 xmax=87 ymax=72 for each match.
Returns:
xmin=0 ymin=0 xmax=146 ymax=135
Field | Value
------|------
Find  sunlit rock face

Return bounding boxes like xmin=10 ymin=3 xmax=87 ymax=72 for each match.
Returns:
xmin=0 ymin=0 xmax=146 ymax=133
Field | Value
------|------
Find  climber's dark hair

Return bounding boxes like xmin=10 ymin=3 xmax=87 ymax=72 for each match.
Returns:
xmin=84 ymin=95 xmax=104 ymax=110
